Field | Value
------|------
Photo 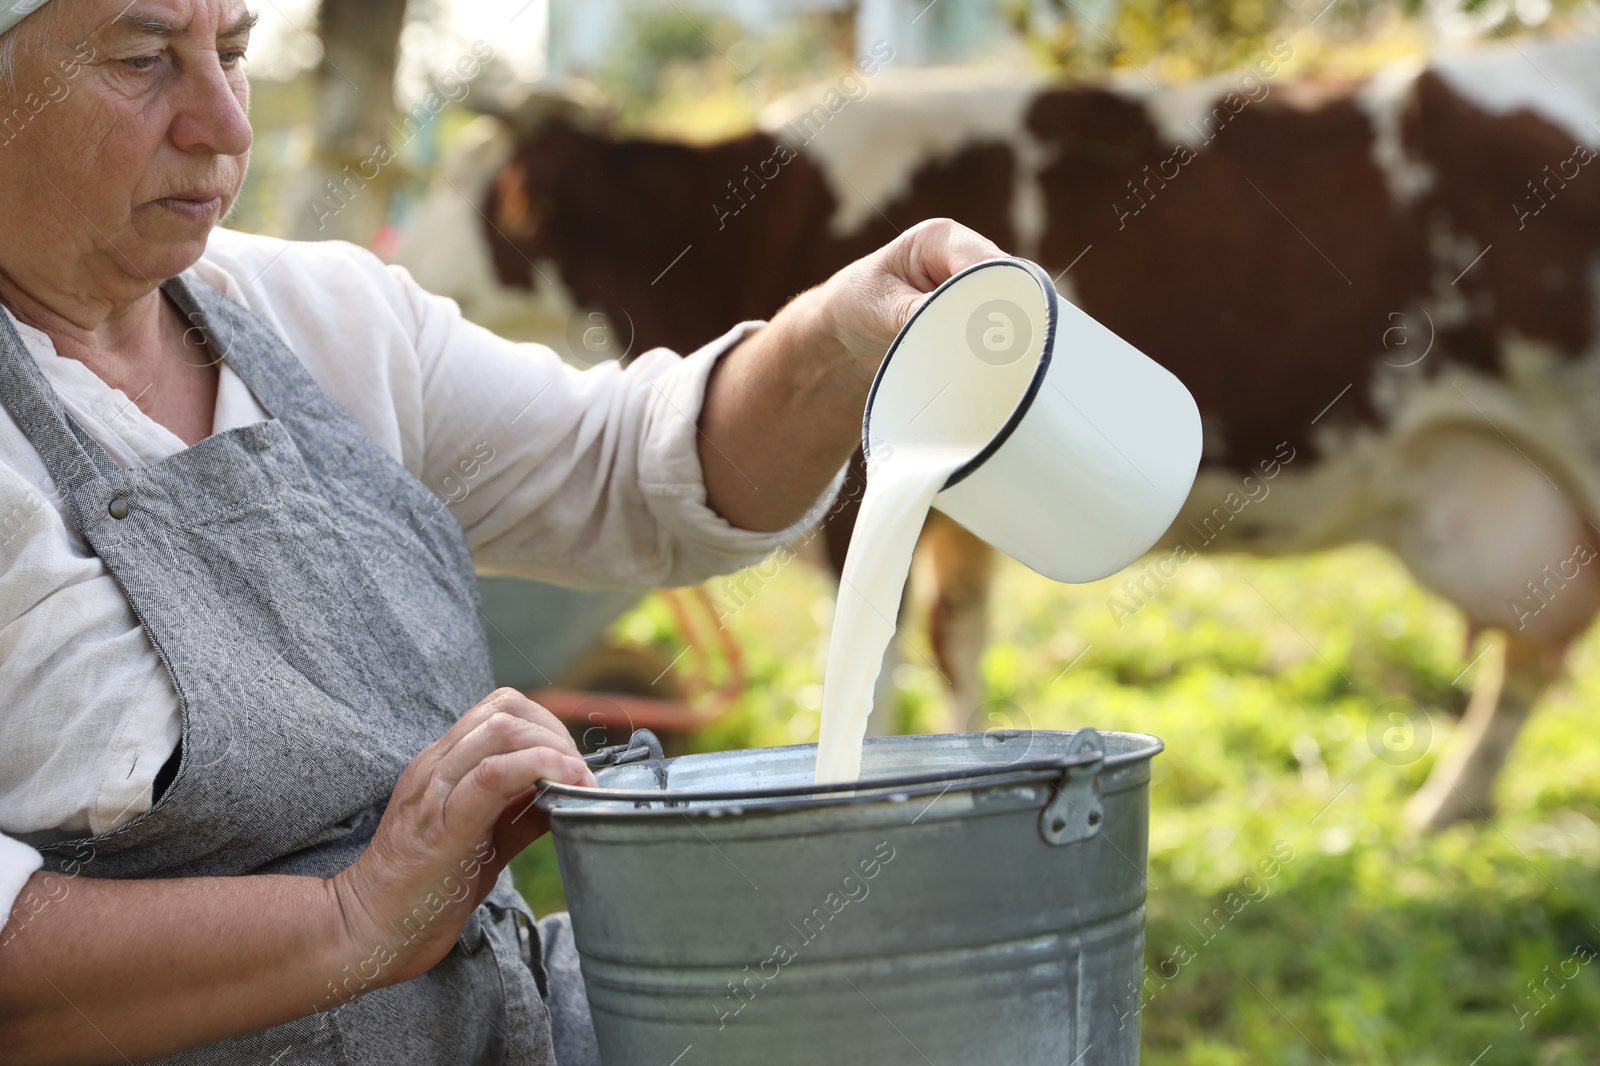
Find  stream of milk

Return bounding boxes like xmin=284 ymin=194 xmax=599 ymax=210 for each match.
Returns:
xmin=812 ymin=444 xmax=971 ymax=784
xmin=811 ymin=262 xmax=1056 ymax=784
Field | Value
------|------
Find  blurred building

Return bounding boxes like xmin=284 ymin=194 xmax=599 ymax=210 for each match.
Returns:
xmin=853 ymin=0 xmax=1009 ymax=64
xmin=547 ymin=0 xmax=1009 ymax=72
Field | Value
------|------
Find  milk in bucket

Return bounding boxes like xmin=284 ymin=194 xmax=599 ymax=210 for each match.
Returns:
xmin=814 ymin=258 xmax=1203 ymax=783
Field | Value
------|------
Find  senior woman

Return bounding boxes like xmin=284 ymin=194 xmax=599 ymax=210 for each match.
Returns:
xmin=0 ymin=0 xmax=1005 ymax=1062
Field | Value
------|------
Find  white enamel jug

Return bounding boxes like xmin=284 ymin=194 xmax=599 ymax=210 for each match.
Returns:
xmin=863 ymin=256 xmax=1202 ymax=583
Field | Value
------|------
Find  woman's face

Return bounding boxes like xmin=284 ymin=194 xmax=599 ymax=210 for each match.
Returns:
xmin=0 ymin=0 xmax=255 ymax=298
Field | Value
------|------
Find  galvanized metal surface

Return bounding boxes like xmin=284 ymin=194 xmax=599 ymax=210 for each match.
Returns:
xmin=545 ymin=729 xmax=1161 ymax=1066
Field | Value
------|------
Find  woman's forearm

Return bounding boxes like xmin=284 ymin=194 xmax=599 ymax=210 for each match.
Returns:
xmin=0 ymin=869 xmax=355 ymax=1066
xmin=696 ymin=219 xmax=1006 ymax=533
xmin=698 ymin=286 xmax=870 ymax=533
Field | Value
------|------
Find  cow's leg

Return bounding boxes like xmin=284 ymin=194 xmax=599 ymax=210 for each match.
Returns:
xmin=918 ymin=515 xmax=998 ymax=733
xmin=1380 ymin=429 xmax=1600 ymax=830
xmin=1403 ymin=631 xmax=1573 ymax=830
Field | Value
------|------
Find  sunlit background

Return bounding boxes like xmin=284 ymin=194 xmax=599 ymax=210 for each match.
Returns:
xmin=237 ymin=0 xmax=1600 ymax=242
xmin=234 ymin=2 xmax=1600 ymax=1062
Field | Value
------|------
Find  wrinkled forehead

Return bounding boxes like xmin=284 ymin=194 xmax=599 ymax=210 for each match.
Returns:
xmin=3 ymin=0 xmax=256 ymax=45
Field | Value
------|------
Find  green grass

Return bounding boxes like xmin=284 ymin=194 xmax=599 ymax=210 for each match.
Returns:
xmin=512 ymin=545 xmax=1600 ymax=1064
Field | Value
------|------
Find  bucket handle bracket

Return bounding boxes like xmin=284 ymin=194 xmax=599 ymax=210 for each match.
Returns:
xmin=582 ymin=729 xmax=677 ymax=804
xmin=1039 ymin=727 xmax=1105 ymax=846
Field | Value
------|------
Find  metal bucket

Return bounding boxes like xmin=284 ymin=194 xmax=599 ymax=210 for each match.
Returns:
xmin=540 ymin=727 xmax=1162 ymax=1065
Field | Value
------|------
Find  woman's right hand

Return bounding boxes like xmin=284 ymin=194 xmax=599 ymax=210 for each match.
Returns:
xmin=325 ymin=688 xmax=596 ymax=995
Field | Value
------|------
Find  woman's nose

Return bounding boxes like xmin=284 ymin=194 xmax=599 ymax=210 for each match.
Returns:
xmin=169 ymin=64 xmax=253 ymax=158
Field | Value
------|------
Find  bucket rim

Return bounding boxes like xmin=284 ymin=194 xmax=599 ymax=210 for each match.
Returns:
xmin=537 ymin=729 xmax=1162 ymax=813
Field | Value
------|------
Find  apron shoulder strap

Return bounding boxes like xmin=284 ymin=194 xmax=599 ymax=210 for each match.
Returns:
xmin=0 ymin=304 xmax=119 ymax=495
xmin=158 ymin=272 xmax=336 ymax=427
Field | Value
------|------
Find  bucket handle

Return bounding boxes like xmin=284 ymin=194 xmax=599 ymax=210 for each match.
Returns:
xmin=548 ymin=727 xmax=1139 ymax=809
xmin=1038 ymin=727 xmax=1105 ymax=846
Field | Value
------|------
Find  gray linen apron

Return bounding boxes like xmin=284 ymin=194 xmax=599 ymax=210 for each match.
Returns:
xmin=0 ymin=274 xmax=601 ymax=1065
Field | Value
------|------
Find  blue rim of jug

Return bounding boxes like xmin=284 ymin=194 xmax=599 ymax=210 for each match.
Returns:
xmin=535 ymin=730 xmax=1162 ymax=810
xmin=861 ymin=256 xmax=1059 ymax=492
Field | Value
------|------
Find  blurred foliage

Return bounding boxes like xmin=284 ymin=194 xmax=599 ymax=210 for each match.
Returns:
xmin=597 ymin=6 xmax=745 ymax=113
xmin=232 ymin=77 xmax=314 ymax=238
xmin=576 ymin=0 xmax=1600 ymax=133
xmin=229 ymin=0 xmax=1600 ymax=236
xmin=233 ymin=70 xmax=487 ymax=238
xmin=1005 ymin=0 xmax=1307 ymax=78
xmin=1003 ymin=0 xmax=1591 ymax=80
xmin=553 ymin=0 xmax=1600 ymax=142
xmin=515 ymin=544 xmax=1600 ymax=1062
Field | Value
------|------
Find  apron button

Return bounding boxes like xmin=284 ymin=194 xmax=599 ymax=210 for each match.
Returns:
xmin=108 ymin=498 xmax=129 ymax=519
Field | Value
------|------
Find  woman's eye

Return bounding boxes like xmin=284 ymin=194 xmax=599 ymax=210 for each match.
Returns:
xmin=124 ymin=54 xmax=161 ymax=71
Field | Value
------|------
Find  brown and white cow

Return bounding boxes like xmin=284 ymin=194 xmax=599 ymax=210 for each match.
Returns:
xmin=392 ymin=39 xmax=1600 ymax=830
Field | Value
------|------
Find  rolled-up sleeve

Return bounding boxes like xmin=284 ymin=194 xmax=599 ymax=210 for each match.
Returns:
xmin=393 ymin=263 xmax=846 ymax=588
xmin=0 ymin=832 xmax=43 ymax=938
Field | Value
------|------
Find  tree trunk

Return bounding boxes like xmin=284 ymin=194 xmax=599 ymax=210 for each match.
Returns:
xmin=286 ymin=0 xmax=410 ymax=245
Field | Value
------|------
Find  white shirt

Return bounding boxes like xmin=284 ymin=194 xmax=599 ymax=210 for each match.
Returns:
xmin=0 ymin=227 xmax=837 ymax=927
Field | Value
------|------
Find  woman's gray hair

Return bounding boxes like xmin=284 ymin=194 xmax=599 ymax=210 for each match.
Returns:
xmin=0 ymin=2 xmax=67 ymax=97
xmin=0 ymin=31 xmax=18 ymax=94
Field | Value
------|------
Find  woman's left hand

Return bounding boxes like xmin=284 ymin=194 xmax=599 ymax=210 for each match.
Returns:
xmin=811 ymin=218 xmax=1008 ymax=377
